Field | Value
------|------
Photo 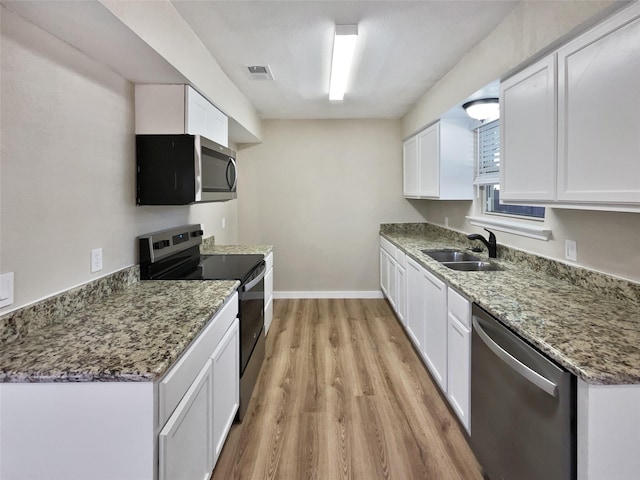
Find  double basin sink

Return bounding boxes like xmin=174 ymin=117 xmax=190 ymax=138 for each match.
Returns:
xmin=421 ymin=249 xmax=503 ymax=272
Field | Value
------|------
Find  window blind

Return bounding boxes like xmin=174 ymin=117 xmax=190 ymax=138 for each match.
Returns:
xmin=475 ymin=119 xmax=500 ymax=185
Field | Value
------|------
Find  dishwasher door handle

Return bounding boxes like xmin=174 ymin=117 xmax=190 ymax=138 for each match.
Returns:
xmin=472 ymin=316 xmax=558 ymax=397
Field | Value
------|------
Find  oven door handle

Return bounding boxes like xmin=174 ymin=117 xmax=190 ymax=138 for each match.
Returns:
xmin=242 ymin=268 xmax=265 ymax=292
xmin=473 ymin=316 xmax=558 ymax=397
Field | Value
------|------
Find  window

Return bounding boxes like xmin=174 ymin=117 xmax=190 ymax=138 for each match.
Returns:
xmin=475 ymin=120 xmax=545 ymax=219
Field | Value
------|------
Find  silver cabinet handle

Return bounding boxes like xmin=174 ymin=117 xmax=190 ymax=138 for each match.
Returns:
xmin=473 ymin=316 xmax=558 ymax=397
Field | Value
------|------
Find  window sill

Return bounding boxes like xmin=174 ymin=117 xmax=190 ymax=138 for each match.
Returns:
xmin=466 ymin=216 xmax=552 ymax=241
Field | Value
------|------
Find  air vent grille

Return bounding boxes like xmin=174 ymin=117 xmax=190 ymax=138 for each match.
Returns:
xmin=246 ymin=65 xmax=274 ymax=81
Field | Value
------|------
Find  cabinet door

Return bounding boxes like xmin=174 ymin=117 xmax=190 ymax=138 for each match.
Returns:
xmin=380 ymin=247 xmax=390 ymax=298
xmin=396 ymin=265 xmax=406 ymax=326
xmin=417 ymin=123 xmax=440 ymax=198
xmin=405 ymin=258 xmax=425 ymax=351
xmin=264 ymin=254 xmax=274 ymax=335
xmin=500 ymin=54 xmax=557 ymax=202
xmin=264 ymin=296 xmax=274 ymax=336
xmin=159 ymin=360 xmax=214 ymax=480
xmin=403 ymin=136 xmax=419 ymax=197
xmin=186 ymin=86 xmax=228 ymax=147
xmin=211 ymin=320 xmax=240 ymax=466
xmin=379 ymin=247 xmax=396 ymax=309
xmin=447 ymin=314 xmax=471 ymax=433
xmin=422 ymin=268 xmax=447 ymax=392
xmin=557 ymin=4 xmax=640 ymax=204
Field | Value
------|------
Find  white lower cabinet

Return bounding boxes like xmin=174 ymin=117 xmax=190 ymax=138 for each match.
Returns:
xmin=405 ymin=257 xmax=426 ymax=351
xmin=380 ymin=236 xmax=404 ymax=317
xmin=404 ymin=255 xmax=470 ymax=434
xmin=422 ymin=269 xmax=447 ymax=392
xmin=380 ymin=246 xmax=395 ymax=307
xmin=211 ymin=320 xmax=240 ymax=464
xmin=264 ymin=252 xmax=274 ymax=335
xmin=159 ymin=360 xmax=214 ymax=480
xmin=446 ymin=287 xmax=471 ymax=433
xmin=0 ymin=293 xmax=239 ymax=480
xmin=395 ymin=252 xmax=406 ymax=326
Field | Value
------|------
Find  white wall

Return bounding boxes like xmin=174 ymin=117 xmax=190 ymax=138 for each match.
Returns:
xmin=0 ymin=7 xmax=238 ymax=313
xmin=237 ymin=120 xmax=428 ymax=294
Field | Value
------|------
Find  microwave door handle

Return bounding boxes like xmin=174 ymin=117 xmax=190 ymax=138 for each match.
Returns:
xmin=226 ymin=158 xmax=238 ymax=190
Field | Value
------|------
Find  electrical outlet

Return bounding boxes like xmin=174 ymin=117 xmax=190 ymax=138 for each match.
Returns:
xmin=565 ymin=240 xmax=577 ymax=262
xmin=91 ymin=248 xmax=103 ymax=273
xmin=221 ymin=217 xmax=226 ymax=229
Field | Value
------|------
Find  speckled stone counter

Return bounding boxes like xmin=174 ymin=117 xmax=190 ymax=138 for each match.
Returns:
xmin=381 ymin=223 xmax=640 ymax=385
xmin=0 ymin=280 xmax=239 ymax=383
xmin=200 ymin=242 xmax=273 ymax=256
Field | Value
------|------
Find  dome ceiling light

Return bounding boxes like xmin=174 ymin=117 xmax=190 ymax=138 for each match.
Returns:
xmin=463 ymin=98 xmax=500 ymax=121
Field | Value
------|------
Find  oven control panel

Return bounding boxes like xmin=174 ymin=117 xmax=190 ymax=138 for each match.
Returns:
xmin=139 ymin=224 xmax=205 ymax=264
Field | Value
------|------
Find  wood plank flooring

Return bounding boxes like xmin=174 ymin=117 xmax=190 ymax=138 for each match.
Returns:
xmin=211 ymin=298 xmax=483 ymax=480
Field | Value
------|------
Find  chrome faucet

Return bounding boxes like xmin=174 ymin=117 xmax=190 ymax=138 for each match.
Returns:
xmin=467 ymin=228 xmax=497 ymax=258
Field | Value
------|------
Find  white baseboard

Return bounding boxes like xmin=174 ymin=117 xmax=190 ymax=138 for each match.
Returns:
xmin=273 ymin=291 xmax=384 ymax=299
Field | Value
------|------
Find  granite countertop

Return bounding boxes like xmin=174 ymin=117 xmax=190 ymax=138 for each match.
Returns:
xmin=200 ymin=243 xmax=273 ymax=256
xmin=381 ymin=229 xmax=640 ymax=385
xmin=0 ymin=280 xmax=239 ymax=383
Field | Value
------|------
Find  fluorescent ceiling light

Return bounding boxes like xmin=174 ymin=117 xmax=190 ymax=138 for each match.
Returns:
xmin=462 ymin=98 xmax=500 ymax=121
xmin=329 ymin=25 xmax=358 ymax=101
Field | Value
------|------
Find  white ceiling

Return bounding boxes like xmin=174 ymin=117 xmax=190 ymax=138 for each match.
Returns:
xmin=171 ymin=0 xmax=519 ymax=120
xmin=2 ymin=0 xmax=517 ymax=127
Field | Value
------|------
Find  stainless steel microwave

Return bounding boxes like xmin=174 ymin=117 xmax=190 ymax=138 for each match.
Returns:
xmin=136 ymin=134 xmax=237 ymax=205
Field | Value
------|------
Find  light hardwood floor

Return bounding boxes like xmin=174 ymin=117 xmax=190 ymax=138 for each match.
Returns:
xmin=211 ymin=298 xmax=483 ymax=480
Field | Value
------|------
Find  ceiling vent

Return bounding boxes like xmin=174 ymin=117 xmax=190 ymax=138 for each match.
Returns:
xmin=246 ymin=65 xmax=274 ymax=81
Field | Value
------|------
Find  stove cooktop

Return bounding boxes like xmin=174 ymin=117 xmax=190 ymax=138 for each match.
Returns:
xmin=180 ymin=254 xmax=265 ymax=282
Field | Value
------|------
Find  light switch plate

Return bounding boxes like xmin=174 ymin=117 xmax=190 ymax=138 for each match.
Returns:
xmin=565 ymin=240 xmax=577 ymax=262
xmin=0 ymin=272 xmax=15 ymax=307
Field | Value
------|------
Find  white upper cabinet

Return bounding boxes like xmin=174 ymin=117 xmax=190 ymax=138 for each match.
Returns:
xmin=135 ymin=84 xmax=229 ymax=147
xmin=500 ymin=54 xmax=557 ymax=202
xmin=417 ymin=123 xmax=440 ymax=197
xmin=557 ymin=3 xmax=640 ymax=205
xmin=403 ymin=118 xmax=474 ymax=200
xmin=499 ymin=3 xmax=640 ymax=211
xmin=403 ymin=135 xmax=419 ymax=197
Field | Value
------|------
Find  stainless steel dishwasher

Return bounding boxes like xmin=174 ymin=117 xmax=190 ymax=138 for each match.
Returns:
xmin=471 ymin=303 xmax=576 ymax=480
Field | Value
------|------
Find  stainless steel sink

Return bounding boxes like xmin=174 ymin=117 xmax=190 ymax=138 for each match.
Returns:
xmin=421 ymin=248 xmax=502 ymax=272
xmin=421 ymin=249 xmax=481 ymax=262
xmin=442 ymin=261 xmax=503 ymax=272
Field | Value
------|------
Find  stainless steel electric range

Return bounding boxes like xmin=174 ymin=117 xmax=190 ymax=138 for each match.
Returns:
xmin=138 ymin=224 xmax=265 ymax=421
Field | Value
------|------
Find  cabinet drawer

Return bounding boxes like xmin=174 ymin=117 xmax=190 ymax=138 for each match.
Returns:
xmin=380 ymin=236 xmax=396 ymax=257
xmin=448 ymin=287 xmax=470 ymax=329
xmin=265 ymin=262 xmax=274 ymax=302
xmin=265 ymin=251 xmax=273 ymax=272
xmin=159 ymin=292 xmax=238 ymax=426
xmin=396 ymin=249 xmax=406 ymax=269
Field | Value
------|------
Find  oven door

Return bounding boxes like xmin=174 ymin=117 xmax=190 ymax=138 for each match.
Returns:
xmin=238 ymin=266 xmax=265 ymax=375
